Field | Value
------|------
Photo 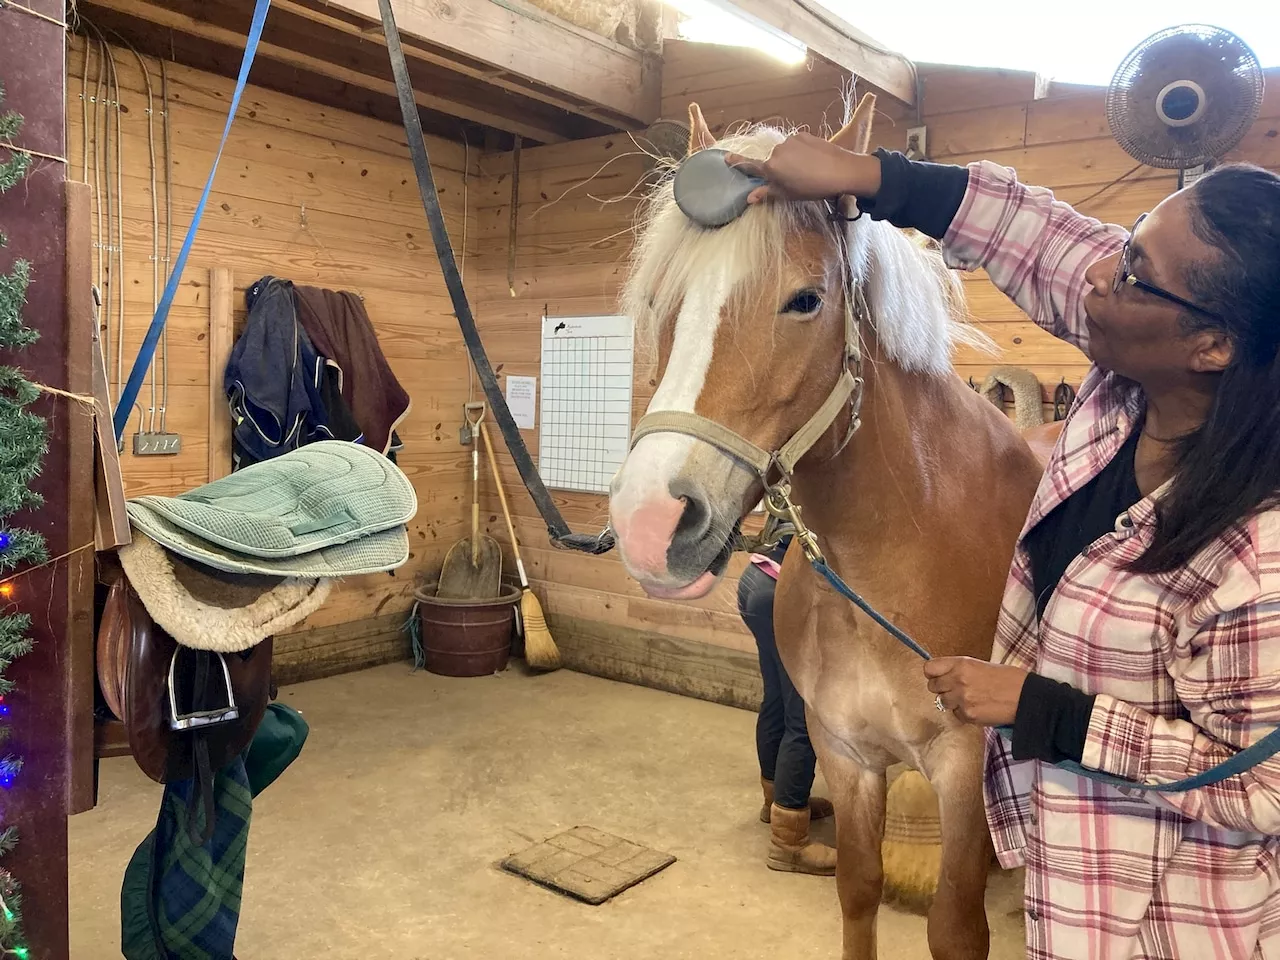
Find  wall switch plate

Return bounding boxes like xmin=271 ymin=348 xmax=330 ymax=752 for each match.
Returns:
xmin=133 ymin=433 xmax=183 ymax=456
xmin=906 ymin=126 xmax=927 ymax=160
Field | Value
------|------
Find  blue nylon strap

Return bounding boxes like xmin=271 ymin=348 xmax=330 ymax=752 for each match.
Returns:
xmin=112 ymin=0 xmax=273 ymax=442
xmin=808 ymin=556 xmax=1280 ymax=793
xmin=811 ymin=559 xmax=934 ymax=661
xmin=992 ymin=723 xmax=1280 ymax=793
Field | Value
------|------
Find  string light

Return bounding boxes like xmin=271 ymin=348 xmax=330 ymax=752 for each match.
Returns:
xmin=0 ymin=533 xmax=9 ymax=552
xmin=0 ymin=585 xmax=11 ymax=601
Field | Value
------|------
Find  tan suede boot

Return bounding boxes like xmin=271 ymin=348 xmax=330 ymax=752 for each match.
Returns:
xmin=760 ymin=778 xmax=835 ymax=823
xmin=766 ymin=803 xmax=838 ymax=875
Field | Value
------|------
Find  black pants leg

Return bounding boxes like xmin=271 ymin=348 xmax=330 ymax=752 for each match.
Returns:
xmin=737 ymin=562 xmax=818 ymax=809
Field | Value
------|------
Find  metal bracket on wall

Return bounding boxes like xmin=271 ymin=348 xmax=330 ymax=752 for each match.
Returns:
xmin=459 ymin=401 xmax=486 ymax=445
xmin=906 ymin=126 xmax=928 ymax=161
xmin=132 ymin=433 xmax=183 ymax=456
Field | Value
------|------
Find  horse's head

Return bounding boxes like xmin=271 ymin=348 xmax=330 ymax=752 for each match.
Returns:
xmin=609 ymin=97 xmax=881 ymax=600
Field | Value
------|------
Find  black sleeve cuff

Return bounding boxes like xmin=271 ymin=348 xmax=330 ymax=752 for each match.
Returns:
xmin=855 ymin=148 xmax=970 ymax=241
xmin=1010 ymin=673 xmax=1096 ymax=764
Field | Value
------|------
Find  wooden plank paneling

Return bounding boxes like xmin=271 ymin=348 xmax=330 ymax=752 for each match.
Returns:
xmin=70 ymin=41 xmax=473 ymax=678
xmin=208 ymin=268 xmax=234 ymax=481
xmin=307 ymin=0 xmax=661 ymax=124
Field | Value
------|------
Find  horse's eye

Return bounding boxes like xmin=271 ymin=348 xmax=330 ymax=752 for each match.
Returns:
xmin=782 ymin=290 xmax=823 ymax=315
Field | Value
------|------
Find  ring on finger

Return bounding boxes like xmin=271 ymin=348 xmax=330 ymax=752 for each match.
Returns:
xmin=934 ymin=694 xmax=946 ymax=713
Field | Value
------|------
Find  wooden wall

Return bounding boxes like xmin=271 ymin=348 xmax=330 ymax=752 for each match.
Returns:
xmin=67 ymin=36 xmax=479 ymax=680
xmin=924 ymin=65 xmax=1280 ymax=410
xmin=469 ymin=43 xmax=1280 ymax=705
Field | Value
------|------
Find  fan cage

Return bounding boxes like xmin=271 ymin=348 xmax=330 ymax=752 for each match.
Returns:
xmin=1105 ymin=24 xmax=1264 ymax=169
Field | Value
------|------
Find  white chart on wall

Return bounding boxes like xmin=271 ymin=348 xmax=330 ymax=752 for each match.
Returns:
xmin=538 ymin=314 xmax=634 ymax=495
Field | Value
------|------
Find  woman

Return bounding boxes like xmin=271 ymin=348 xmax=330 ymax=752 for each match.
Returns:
xmin=737 ymin=535 xmax=836 ymax=875
xmin=729 ymin=136 xmax=1280 ymax=956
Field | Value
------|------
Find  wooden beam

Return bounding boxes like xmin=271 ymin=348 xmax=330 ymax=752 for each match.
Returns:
xmin=720 ymin=0 xmax=916 ymax=106
xmin=208 ymin=267 xmax=234 ymax=482
xmin=271 ymin=0 xmax=631 ymax=129
xmin=87 ymin=0 xmax=570 ymax=142
xmin=303 ymin=0 xmax=661 ymax=124
xmin=65 ymin=179 xmax=98 ymax=817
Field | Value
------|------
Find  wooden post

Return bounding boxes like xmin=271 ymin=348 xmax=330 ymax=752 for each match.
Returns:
xmin=0 ymin=1 xmax=78 ymax=955
xmin=64 ymin=180 xmax=97 ymax=816
xmin=208 ymin=267 xmax=234 ymax=481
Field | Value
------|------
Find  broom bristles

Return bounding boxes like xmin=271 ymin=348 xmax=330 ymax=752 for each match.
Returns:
xmin=520 ymin=588 xmax=561 ymax=671
xmin=881 ymin=770 xmax=942 ymax=914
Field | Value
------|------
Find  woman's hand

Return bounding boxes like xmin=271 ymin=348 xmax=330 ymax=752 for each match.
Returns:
xmin=724 ymin=133 xmax=881 ymax=205
xmin=924 ymin=657 xmax=1029 ymax=726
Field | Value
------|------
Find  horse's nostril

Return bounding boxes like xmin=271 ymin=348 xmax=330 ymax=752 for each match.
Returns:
xmin=673 ymin=494 xmax=710 ymax=542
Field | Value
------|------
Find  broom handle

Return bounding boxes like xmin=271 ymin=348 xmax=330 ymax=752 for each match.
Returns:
xmin=480 ymin=420 xmax=528 ymax=588
xmin=471 ymin=444 xmax=481 ymax=566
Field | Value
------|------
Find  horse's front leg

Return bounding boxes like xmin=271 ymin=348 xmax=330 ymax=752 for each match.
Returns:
xmin=808 ymin=714 xmax=887 ymax=960
xmin=922 ymin=728 xmax=992 ymax=960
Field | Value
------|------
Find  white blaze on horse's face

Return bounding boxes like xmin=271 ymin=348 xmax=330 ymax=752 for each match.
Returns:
xmin=610 ymin=261 xmax=755 ymax=600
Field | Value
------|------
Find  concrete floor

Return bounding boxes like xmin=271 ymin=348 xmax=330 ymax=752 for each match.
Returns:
xmin=70 ymin=664 xmax=1027 ymax=959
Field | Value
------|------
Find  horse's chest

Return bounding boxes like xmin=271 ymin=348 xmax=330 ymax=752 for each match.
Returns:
xmin=774 ymin=581 xmax=918 ymax=761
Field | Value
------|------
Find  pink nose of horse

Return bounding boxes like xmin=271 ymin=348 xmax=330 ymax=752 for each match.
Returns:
xmin=612 ymin=496 xmax=686 ymax=579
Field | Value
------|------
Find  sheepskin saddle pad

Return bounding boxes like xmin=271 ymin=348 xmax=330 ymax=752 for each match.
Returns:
xmin=116 ymin=440 xmax=417 ymax=653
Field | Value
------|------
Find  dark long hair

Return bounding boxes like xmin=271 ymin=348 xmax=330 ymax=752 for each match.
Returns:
xmin=1131 ymin=163 xmax=1280 ymax=574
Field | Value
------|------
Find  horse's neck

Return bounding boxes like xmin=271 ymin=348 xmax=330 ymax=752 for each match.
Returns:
xmin=790 ymin=350 xmax=973 ymax=573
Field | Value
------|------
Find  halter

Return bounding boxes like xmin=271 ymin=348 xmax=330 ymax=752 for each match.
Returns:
xmin=628 ymin=221 xmax=868 ymax=565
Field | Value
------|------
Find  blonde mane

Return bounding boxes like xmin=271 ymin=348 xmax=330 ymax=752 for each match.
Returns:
xmin=622 ymin=124 xmax=989 ymax=376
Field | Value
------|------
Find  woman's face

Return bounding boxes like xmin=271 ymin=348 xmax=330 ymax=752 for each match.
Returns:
xmin=1081 ymin=191 xmax=1232 ymax=386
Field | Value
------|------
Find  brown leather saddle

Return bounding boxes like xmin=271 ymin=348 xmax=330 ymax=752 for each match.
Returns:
xmin=97 ymin=567 xmax=273 ymax=785
xmin=94 ymin=441 xmax=412 ymax=836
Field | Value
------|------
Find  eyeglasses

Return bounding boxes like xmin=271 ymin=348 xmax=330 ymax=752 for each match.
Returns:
xmin=1113 ymin=214 xmax=1223 ymax=322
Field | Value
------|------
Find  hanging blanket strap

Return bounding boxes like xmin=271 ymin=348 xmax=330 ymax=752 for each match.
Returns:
xmin=375 ymin=0 xmax=612 ymax=555
xmin=113 ymin=0 xmax=273 ymax=442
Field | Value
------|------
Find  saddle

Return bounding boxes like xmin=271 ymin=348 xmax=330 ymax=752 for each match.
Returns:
xmin=97 ymin=441 xmax=417 ymax=807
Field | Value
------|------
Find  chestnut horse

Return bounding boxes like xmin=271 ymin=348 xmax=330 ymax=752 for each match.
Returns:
xmin=608 ymin=97 xmax=1043 ymax=960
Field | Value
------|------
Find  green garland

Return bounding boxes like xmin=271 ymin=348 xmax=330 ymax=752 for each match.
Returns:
xmin=0 ymin=78 xmax=45 ymax=960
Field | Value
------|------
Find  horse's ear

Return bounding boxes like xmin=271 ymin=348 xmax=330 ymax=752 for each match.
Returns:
xmin=687 ymin=102 xmax=717 ymax=155
xmin=829 ymin=93 xmax=876 ymax=154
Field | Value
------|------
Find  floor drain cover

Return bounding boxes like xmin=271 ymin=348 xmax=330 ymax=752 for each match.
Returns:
xmin=500 ymin=826 xmax=676 ymax=905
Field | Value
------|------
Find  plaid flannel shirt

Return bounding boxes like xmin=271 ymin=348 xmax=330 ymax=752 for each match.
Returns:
xmin=942 ymin=161 xmax=1280 ymax=959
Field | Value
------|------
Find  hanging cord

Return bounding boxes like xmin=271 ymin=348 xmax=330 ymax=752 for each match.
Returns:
xmin=1072 ymin=163 xmax=1145 ymax=211
xmin=460 ymin=130 xmax=477 ymax=406
xmin=0 ymin=1 xmax=67 ymax=28
xmin=110 ymin=39 xmax=130 ymax=428
xmin=83 ymin=20 xmax=134 ymax=427
xmin=89 ymin=36 xmax=105 ymax=331
xmin=79 ymin=33 xmax=91 ymax=185
xmin=159 ymin=58 xmax=174 ymax=433
xmin=1 ymin=144 xmax=66 ymax=164
xmin=115 ymin=34 xmax=160 ymax=436
xmin=507 ymin=135 xmax=521 ymax=297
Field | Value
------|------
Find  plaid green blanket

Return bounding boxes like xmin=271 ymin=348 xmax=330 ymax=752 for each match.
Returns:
xmin=122 ymin=759 xmax=252 ymax=960
xmin=122 ymin=703 xmax=308 ymax=960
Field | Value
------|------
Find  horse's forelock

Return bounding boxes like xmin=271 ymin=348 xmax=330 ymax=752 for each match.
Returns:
xmin=622 ymin=123 xmax=989 ymax=373
xmin=624 ymin=125 xmax=831 ymax=352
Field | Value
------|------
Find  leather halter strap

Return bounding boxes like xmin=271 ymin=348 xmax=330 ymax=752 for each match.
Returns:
xmin=630 ymin=278 xmax=868 ymax=483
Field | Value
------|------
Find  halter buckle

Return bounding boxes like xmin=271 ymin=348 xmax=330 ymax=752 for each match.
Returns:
xmin=764 ymin=483 xmax=825 ymax=565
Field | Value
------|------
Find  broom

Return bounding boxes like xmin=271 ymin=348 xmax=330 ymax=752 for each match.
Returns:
xmin=479 ymin=420 xmax=562 ymax=672
xmin=881 ymin=768 xmax=942 ymax=914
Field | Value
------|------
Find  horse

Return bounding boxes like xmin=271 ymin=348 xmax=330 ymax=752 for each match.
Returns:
xmin=607 ymin=95 xmax=1044 ymax=960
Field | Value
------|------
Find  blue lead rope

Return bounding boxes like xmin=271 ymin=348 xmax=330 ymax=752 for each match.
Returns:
xmin=112 ymin=0 xmax=273 ymax=442
xmin=810 ymin=555 xmax=1280 ymax=793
